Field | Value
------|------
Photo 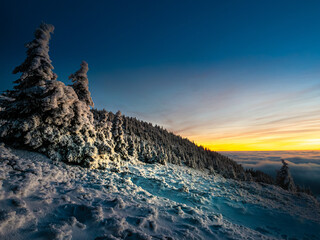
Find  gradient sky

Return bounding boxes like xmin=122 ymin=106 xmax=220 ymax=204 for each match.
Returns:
xmin=1 ymin=0 xmax=320 ymax=151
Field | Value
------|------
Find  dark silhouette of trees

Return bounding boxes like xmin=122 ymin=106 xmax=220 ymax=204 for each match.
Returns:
xmin=276 ymin=160 xmax=296 ymax=192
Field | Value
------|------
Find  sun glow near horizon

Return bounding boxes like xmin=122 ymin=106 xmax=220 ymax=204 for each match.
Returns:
xmin=198 ymin=139 xmax=320 ymax=151
xmin=171 ymin=103 xmax=320 ymax=152
xmin=156 ymin=81 xmax=320 ymax=153
xmin=187 ymin=133 xmax=320 ymax=151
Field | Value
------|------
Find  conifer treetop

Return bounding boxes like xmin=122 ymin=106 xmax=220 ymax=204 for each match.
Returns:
xmin=69 ymin=61 xmax=94 ymax=107
xmin=276 ymin=159 xmax=296 ymax=192
xmin=13 ymin=23 xmax=56 ymax=86
xmin=69 ymin=61 xmax=89 ymax=82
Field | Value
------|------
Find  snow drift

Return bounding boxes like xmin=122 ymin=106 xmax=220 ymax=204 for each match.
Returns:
xmin=0 ymin=144 xmax=319 ymax=240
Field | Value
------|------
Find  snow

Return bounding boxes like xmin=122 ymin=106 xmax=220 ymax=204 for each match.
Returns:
xmin=0 ymin=144 xmax=319 ymax=240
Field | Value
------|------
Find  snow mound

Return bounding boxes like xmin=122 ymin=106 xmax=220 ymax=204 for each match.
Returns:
xmin=0 ymin=144 xmax=319 ymax=240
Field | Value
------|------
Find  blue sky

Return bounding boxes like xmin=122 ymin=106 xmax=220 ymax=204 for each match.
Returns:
xmin=1 ymin=0 xmax=320 ymax=150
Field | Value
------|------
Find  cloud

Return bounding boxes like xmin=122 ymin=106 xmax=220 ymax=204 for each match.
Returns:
xmin=223 ymin=151 xmax=320 ymax=195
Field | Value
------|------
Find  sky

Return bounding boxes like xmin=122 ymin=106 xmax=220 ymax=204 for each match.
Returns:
xmin=0 ymin=0 xmax=320 ymax=151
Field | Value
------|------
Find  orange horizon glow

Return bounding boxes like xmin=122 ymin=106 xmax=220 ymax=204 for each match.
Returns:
xmin=168 ymin=85 xmax=320 ymax=152
xmin=188 ymin=136 xmax=320 ymax=152
xmin=178 ymin=118 xmax=320 ymax=151
xmin=196 ymin=141 xmax=320 ymax=152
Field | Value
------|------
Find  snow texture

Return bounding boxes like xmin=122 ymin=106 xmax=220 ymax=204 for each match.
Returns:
xmin=0 ymin=144 xmax=319 ymax=240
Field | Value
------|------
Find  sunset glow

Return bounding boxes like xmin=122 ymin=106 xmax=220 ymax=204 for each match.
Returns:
xmin=156 ymin=78 xmax=320 ymax=152
xmin=195 ymin=137 xmax=320 ymax=151
xmin=184 ymin=111 xmax=320 ymax=151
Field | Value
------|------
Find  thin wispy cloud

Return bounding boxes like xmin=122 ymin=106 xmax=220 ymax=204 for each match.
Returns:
xmin=131 ymin=79 xmax=320 ymax=150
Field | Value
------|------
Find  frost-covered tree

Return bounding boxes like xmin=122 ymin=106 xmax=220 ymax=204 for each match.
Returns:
xmin=13 ymin=23 xmax=57 ymax=88
xmin=138 ymin=141 xmax=153 ymax=162
xmin=0 ymin=23 xmax=99 ymax=167
xmin=158 ymin=146 xmax=168 ymax=165
xmin=69 ymin=61 xmax=94 ymax=107
xmin=1 ymin=23 xmax=56 ymax=118
xmin=112 ymin=111 xmax=128 ymax=159
xmin=127 ymin=136 xmax=137 ymax=158
xmin=276 ymin=160 xmax=296 ymax=192
xmin=0 ymin=23 xmax=58 ymax=135
xmin=91 ymin=109 xmax=114 ymax=163
xmin=92 ymin=109 xmax=112 ymax=140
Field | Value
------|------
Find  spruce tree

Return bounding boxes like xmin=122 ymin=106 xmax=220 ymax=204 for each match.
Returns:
xmin=91 ymin=109 xmax=114 ymax=161
xmin=1 ymin=23 xmax=56 ymax=118
xmin=276 ymin=160 xmax=296 ymax=192
xmin=0 ymin=23 xmax=98 ymax=166
xmin=127 ymin=136 xmax=137 ymax=158
xmin=0 ymin=23 xmax=58 ymax=147
xmin=112 ymin=111 xmax=128 ymax=159
xmin=13 ymin=23 xmax=57 ymax=88
xmin=69 ymin=61 xmax=94 ymax=107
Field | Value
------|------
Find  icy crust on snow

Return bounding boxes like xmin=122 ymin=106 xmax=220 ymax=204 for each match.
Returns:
xmin=0 ymin=144 xmax=319 ymax=240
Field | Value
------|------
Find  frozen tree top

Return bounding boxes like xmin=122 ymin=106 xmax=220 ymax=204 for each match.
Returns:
xmin=69 ymin=61 xmax=94 ymax=107
xmin=13 ymin=23 xmax=56 ymax=82
xmin=69 ymin=61 xmax=89 ymax=82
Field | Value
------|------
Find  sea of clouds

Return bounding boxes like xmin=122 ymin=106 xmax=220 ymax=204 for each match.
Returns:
xmin=221 ymin=151 xmax=320 ymax=196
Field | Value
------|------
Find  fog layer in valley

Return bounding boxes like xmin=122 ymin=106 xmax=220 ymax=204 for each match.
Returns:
xmin=223 ymin=151 xmax=320 ymax=196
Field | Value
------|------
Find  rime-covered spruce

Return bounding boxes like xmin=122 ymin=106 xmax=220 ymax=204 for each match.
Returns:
xmin=276 ymin=160 xmax=296 ymax=192
xmin=0 ymin=23 xmax=117 ymax=169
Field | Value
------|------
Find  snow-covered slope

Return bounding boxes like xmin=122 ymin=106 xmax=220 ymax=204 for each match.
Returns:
xmin=0 ymin=144 xmax=319 ymax=240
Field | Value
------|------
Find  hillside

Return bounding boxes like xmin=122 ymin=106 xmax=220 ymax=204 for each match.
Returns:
xmin=0 ymin=144 xmax=319 ymax=240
